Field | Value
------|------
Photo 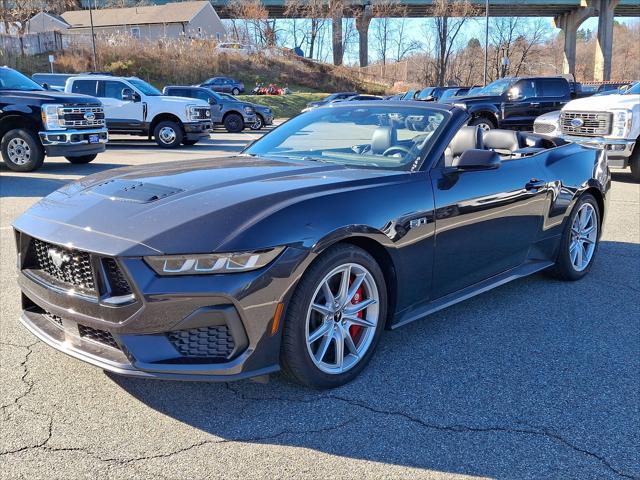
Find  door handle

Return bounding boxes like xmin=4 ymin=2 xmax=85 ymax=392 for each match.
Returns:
xmin=530 ymin=102 xmax=540 ymax=107
xmin=525 ymin=179 xmax=546 ymax=190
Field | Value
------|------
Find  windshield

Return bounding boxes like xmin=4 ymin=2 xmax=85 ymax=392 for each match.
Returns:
xmin=439 ymin=89 xmax=460 ymax=100
xmin=416 ymin=88 xmax=435 ymax=100
xmin=219 ymin=92 xmax=238 ymax=101
xmin=245 ymin=105 xmax=448 ymax=171
xmin=622 ymin=82 xmax=640 ymax=94
xmin=476 ymin=79 xmax=513 ymax=96
xmin=129 ymin=78 xmax=161 ymax=96
xmin=0 ymin=68 xmax=44 ymax=91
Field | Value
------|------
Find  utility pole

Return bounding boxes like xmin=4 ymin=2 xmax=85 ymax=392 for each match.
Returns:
xmin=483 ymin=0 xmax=489 ymax=85
xmin=89 ymin=0 xmax=97 ymax=71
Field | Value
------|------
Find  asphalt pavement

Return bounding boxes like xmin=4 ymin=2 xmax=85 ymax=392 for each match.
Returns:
xmin=1 ymin=131 xmax=638 ymax=480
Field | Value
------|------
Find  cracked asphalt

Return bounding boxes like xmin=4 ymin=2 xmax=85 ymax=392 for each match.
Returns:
xmin=1 ymin=131 xmax=639 ymax=480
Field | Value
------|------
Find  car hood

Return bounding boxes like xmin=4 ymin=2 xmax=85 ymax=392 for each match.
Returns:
xmin=2 ymin=89 xmax=101 ymax=104
xmin=156 ymin=95 xmax=209 ymax=108
xmin=563 ymin=94 xmax=640 ymax=111
xmin=14 ymin=156 xmax=400 ymax=256
xmin=536 ymin=110 xmax=561 ymax=122
xmin=443 ymin=94 xmax=502 ymax=104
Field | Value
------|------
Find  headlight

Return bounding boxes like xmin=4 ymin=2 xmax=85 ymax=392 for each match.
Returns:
xmin=145 ymin=247 xmax=285 ymax=275
xmin=41 ymin=104 xmax=64 ymax=130
xmin=243 ymin=106 xmax=254 ymax=114
xmin=186 ymin=105 xmax=204 ymax=121
xmin=610 ymin=109 xmax=632 ymax=138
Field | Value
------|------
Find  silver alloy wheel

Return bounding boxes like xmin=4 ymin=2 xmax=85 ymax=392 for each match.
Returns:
xmin=252 ymin=116 xmax=263 ymax=130
xmin=158 ymin=126 xmax=177 ymax=144
xmin=7 ymin=138 xmax=31 ymax=165
xmin=569 ymin=203 xmax=598 ymax=272
xmin=476 ymin=122 xmax=492 ymax=131
xmin=305 ymin=263 xmax=379 ymax=375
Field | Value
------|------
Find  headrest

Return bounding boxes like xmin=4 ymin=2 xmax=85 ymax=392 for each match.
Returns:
xmin=449 ymin=126 xmax=484 ymax=157
xmin=482 ymin=129 xmax=520 ymax=153
xmin=371 ymin=126 xmax=397 ymax=154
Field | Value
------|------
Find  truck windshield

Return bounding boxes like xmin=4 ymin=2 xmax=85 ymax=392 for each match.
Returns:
xmin=128 ymin=78 xmax=161 ymax=96
xmin=0 ymin=68 xmax=44 ymax=91
xmin=477 ymin=79 xmax=513 ymax=96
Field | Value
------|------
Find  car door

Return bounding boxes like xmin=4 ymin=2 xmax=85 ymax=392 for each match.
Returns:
xmin=538 ymin=78 xmax=570 ymax=117
xmin=211 ymin=78 xmax=225 ymax=93
xmin=429 ymin=150 xmax=548 ymax=299
xmin=195 ymin=89 xmax=223 ymax=123
xmin=98 ymin=80 xmax=145 ymax=131
xmin=500 ymin=79 xmax=537 ymax=129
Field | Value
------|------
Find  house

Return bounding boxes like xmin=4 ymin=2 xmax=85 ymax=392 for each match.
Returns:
xmin=25 ymin=12 xmax=70 ymax=34
xmin=59 ymin=1 xmax=226 ymax=41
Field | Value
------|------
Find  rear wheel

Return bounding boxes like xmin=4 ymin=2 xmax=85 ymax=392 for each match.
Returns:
xmin=154 ymin=121 xmax=183 ymax=148
xmin=547 ymin=193 xmax=600 ymax=281
xmin=232 ymin=87 xmax=240 ymax=96
xmin=65 ymin=154 xmax=97 ymax=164
xmin=223 ymin=113 xmax=244 ymax=133
xmin=281 ymin=244 xmax=387 ymax=389
xmin=1 ymin=129 xmax=45 ymax=172
xmin=469 ymin=116 xmax=495 ymax=131
xmin=630 ymin=143 xmax=640 ymax=182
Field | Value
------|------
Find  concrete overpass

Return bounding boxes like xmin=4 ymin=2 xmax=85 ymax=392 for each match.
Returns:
xmin=210 ymin=0 xmax=638 ymax=80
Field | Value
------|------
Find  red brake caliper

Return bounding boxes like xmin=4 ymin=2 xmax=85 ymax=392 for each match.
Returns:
xmin=349 ymin=277 xmax=364 ymax=340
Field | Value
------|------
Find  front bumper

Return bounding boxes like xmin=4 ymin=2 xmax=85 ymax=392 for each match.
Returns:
xmin=184 ymin=121 xmax=213 ymax=140
xmin=14 ymin=231 xmax=309 ymax=381
xmin=562 ymin=135 xmax=636 ymax=167
xmin=258 ymin=111 xmax=274 ymax=125
xmin=39 ymin=127 xmax=108 ymax=158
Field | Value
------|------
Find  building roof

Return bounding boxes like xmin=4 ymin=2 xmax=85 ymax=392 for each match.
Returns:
xmin=61 ymin=1 xmax=211 ymax=28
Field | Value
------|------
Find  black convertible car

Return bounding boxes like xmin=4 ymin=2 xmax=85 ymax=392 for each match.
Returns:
xmin=13 ymin=102 xmax=610 ymax=388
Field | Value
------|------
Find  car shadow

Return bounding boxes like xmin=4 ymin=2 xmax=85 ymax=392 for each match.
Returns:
xmin=610 ymin=170 xmax=637 ymax=184
xmin=107 ymin=239 xmax=640 ymax=478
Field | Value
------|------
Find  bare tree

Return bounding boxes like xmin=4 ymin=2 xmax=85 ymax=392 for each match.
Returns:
xmin=226 ymin=0 xmax=280 ymax=47
xmin=284 ymin=0 xmax=329 ymax=59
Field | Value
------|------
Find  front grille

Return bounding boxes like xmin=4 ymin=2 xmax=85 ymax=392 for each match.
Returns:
xmin=193 ymin=107 xmax=211 ymax=120
xmin=60 ymin=105 xmax=106 ymax=128
xmin=167 ymin=326 xmax=235 ymax=359
xmin=44 ymin=311 xmax=63 ymax=327
xmin=561 ymin=111 xmax=611 ymax=136
xmin=78 ymin=324 xmax=120 ymax=350
xmin=102 ymin=258 xmax=132 ymax=296
xmin=534 ymin=122 xmax=557 ymax=134
xmin=30 ymin=239 xmax=95 ymax=293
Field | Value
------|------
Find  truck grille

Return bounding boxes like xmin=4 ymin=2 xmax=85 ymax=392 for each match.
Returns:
xmin=561 ymin=111 xmax=611 ymax=136
xmin=192 ymin=107 xmax=211 ymax=120
xmin=167 ymin=326 xmax=235 ymax=360
xmin=60 ymin=105 xmax=106 ymax=128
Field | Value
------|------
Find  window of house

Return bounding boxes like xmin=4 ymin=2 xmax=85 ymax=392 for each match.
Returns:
xmin=131 ymin=26 xmax=141 ymax=39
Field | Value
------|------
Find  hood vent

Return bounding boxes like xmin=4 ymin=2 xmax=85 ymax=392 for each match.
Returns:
xmin=90 ymin=179 xmax=183 ymax=203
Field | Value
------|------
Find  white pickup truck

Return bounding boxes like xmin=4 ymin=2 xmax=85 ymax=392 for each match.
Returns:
xmin=65 ymin=75 xmax=212 ymax=148
xmin=558 ymin=81 xmax=640 ymax=180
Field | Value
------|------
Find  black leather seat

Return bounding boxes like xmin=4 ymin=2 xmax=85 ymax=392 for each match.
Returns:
xmin=483 ymin=130 xmax=545 ymax=156
xmin=445 ymin=126 xmax=484 ymax=166
xmin=371 ymin=126 xmax=397 ymax=154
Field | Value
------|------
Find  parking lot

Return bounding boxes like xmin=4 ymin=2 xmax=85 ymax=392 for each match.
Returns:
xmin=1 ymin=131 xmax=638 ymax=480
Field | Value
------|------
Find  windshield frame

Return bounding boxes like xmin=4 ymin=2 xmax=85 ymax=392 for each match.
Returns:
xmin=128 ymin=78 xmax=162 ymax=96
xmin=0 ymin=68 xmax=45 ymax=92
xmin=243 ymin=103 xmax=452 ymax=172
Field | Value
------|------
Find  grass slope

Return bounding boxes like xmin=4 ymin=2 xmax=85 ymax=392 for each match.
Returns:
xmin=238 ymin=93 xmax=327 ymax=118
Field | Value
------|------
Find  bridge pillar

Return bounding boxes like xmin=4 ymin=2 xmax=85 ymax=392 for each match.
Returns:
xmin=592 ymin=0 xmax=619 ymax=81
xmin=331 ymin=3 xmax=343 ymax=66
xmin=356 ymin=13 xmax=372 ymax=67
xmin=554 ymin=6 xmax=594 ymax=76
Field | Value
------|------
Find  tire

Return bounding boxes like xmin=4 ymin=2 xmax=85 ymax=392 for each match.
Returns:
xmin=250 ymin=114 xmax=264 ymax=131
xmin=469 ymin=116 xmax=496 ymax=131
xmin=153 ymin=120 xmax=183 ymax=148
xmin=281 ymin=244 xmax=388 ymax=389
xmin=232 ymin=88 xmax=240 ymax=96
xmin=547 ymin=193 xmax=601 ymax=281
xmin=223 ymin=113 xmax=244 ymax=133
xmin=182 ymin=139 xmax=199 ymax=146
xmin=65 ymin=154 xmax=97 ymax=164
xmin=630 ymin=142 xmax=640 ymax=182
xmin=1 ymin=129 xmax=45 ymax=172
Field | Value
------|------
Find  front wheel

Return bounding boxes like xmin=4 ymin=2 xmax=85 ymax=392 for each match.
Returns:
xmin=469 ymin=116 xmax=495 ymax=131
xmin=630 ymin=143 xmax=640 ymax=182
xmin=281 ymin=244 xmax=387 ymax=389
xmin=250 ymin=114 xmax=264 ymax=131
xmin=223 ymin=113 xmax=244 ymax=133
xmin=547 ymin=193 xmax=601 ymax=281
xmin=1 ymin=129 xmax=45 ymax=172
xmin=154 ymin=121 xmax=183 ymax=148
xmin=65 ymin=154 xmax=97 ymax=164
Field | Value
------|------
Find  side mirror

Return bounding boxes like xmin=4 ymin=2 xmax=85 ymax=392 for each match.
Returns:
xmin=121 ymin=88 xmax=135 ymax=101
xmin=42 ymin=82 xmax=50 ymax=90
xmin=451 ymin=149 xmax=501 ymax=170
xmin=208 ymin=97 xmax=216 ymax=105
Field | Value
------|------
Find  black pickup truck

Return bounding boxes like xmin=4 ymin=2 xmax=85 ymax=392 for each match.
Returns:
xmin=0 ymin=67 xmax=108 ymax=172
xmin=442 ymin=76 xmax=573 ymax=131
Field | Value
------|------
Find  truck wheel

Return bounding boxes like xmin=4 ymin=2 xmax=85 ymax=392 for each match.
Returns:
xmin=1 ymin=129 xmax=45 ymax=172
xmin=250 ymin=114 xmax=264 ymax=131
xmin=630 ymin=143 xmax=640 ymax=182
xmin=469 ymin=116 xmax=495 ymax=131
xmin=182 ymin=139 xmax=199 ymax=146
xmin=65 ymin=154 xmax=97 ymax=164
xmin=223 ymin=113 xmax=244 ymax=133
xmin=154 ymin=121 xmax=183 ymax=148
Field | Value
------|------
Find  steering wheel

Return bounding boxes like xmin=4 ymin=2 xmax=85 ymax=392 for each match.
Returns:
xmin=382 ymin=146 xmax=411 ymax=157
